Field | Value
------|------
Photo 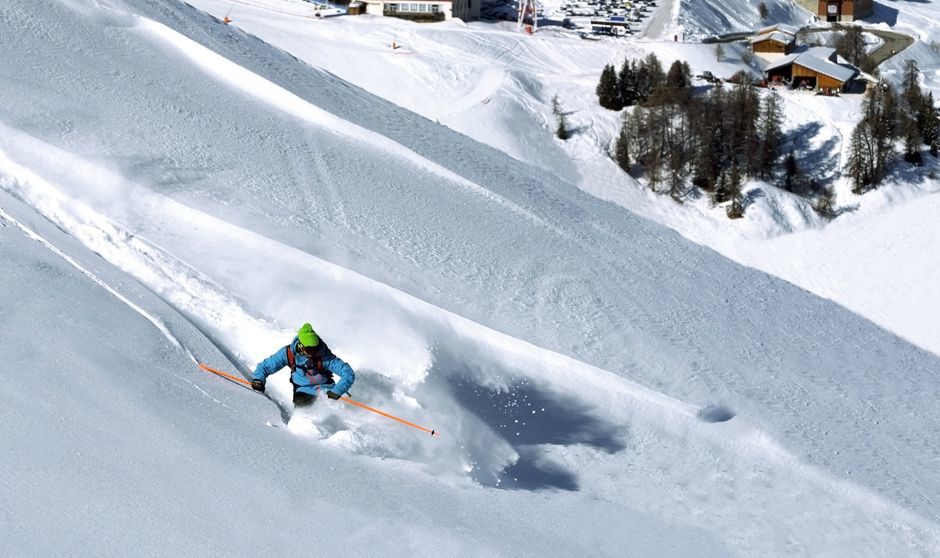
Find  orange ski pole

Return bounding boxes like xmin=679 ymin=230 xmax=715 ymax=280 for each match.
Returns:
xmin=197 ymin=363 xmax=439 ymax=437
xmin=198 ymin=363 xmax=252 ymax=387
xmin=338 ymin=396 xmax=440 ymax=437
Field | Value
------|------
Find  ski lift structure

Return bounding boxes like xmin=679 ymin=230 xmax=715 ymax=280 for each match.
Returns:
xmin=517 ymin=0 xmax=540 ymax=33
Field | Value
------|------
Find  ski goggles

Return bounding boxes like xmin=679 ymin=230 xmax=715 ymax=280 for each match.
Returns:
xmin=297 ymin=343 xmax=318 ymax=357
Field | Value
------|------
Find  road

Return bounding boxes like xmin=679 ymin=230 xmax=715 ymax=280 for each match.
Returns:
xmin=640 ymin=0 xmax=676 ymax=39
xmin=796 ymin=26 xmax=914 ymax=68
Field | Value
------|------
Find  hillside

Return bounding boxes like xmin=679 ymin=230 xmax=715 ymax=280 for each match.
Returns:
xmin=1 ymin=0 xmax=938 ymax=556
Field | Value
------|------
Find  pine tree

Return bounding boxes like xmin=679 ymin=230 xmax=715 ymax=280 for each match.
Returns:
xmin=874 ymin=85 xmax=898 ymax=182
xmin=553 ymin=95 xmax=572 ymax=140
xmin=665 ymin=60 xmax=692 ymax=90
xmin=727 ymin=80 xmax=761 ymax=177
xmin=846 ymin=123 xmax=874 ymax=193
xmin=614 ymin=122 xmax=631 ymax=171
xmin=713 ymin=169 xmax=731 ymax=204
xmin=783 ymin=151 xmax=797 ymax=192
xmin=902 ymin=118 xmax=922 ymax=164
xmin=854 ymin=83 xmax=899 ymax=187
xmin=636 ymin=53 xmax=665 ymax=104
xmin=920 ymin=92 xmax=939 ymax=150
xmin=758 ymin=1 xmax=769 ymax=20
xmin=556 ymin=114 xmax=571 ymax=140
xmin=596 ymin=64 xmax=621 ymax=110
xmin=758 ymin=93 xmax=783 ymax=179
xmin=902 ymin=60 xmax=922 ymax=109
xmin=726 ymin=163 xmax=745 ymax=218
xmin=835 ymin=26 xmax=872 ymax=71
xmin=692 ymin=85 xmax=727 ymax=192
xmin=617 ymin=59 xmax=638 ymax=107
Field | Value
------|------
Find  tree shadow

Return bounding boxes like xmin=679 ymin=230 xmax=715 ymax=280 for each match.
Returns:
xmin=448 ymin=376 xmax=627 ymax=491
xmin=782 ymin=121 xmax=841 ymax=190
xmin=568 ymin=124 xmax=592 ymax=136
xmin=741 ymin=187 xmax=766 ymax=210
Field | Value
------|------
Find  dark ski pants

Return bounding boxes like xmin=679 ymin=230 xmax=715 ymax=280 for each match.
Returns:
xmin=293 ymin=391 xmax=316 ymax=408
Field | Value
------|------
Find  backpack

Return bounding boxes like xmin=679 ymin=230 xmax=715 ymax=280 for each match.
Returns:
xmin=285 ymin=342 xmax=334 ymax=390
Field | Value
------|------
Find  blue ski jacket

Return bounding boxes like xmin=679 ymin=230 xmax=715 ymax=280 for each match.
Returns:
xmin=251 ymin=337 xmax=355 ymax=397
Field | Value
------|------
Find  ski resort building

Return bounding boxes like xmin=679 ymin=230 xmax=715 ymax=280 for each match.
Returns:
xmin=750 ymin=24 xmax=799 ymax=61
xmin=750 ymin=31 xmax=796 ymax=59
xmin=756 ymin=23 xmax=800 ymax=37
xmin=361 ymin=0 xmax=478 ymax=21
xmin=764 ymin=47 xmax=858 ymax=92
xmin=817 ymin=0 xmax=873 ymax=22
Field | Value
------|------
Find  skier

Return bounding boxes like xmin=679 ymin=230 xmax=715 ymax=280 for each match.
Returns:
xmin=250 ymin=323 xmax=355 ymax=407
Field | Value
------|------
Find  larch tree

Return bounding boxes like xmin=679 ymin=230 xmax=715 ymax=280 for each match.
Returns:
xmin=596 ymin=64 xmax=622 ymax=110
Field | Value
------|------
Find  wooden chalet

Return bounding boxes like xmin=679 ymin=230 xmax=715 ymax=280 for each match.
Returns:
xmin=764 ymin=47 xmax=858 ymax=92
xmin=750 ymin=24 xmax=799 ymax=60
xmin=750 ymin=31 xmax=796 ymax=57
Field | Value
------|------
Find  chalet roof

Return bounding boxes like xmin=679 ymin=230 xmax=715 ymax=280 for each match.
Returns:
xmin=793 ymin=55 xmax=856 ymax=82
xmin=750 ymin=31 xmax=795 ymax=45
xmin=756 ymin=23 xmax=799 ymax=36
xmin=765 ymin=53 xmax=799 ymax=69
xmin=765 ymin=51 xmax=857 ymax=83
xmin=802 ymin=46 xmax=837 ymax=60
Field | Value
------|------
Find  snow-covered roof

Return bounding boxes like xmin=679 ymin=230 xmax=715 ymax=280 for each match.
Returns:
xmin=750 ymin=31 xmax=795 ymax=45
xmin=765 ymin=51 xmax=857 ymax=83
xmin=802 ymin=46 xmax=836 ymax=60
xmin=764 ymin=53 xmax=800 ymax=70
xmin=794 ymin=55 xmax=856 ymax=82
xmin=757 ymin=23 xmax=799 ymax=36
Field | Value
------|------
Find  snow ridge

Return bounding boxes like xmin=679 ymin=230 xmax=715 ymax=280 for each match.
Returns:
xmin=137 ymin=16 xmax=561 ymax=235
xmin=0 ymin=204 xmax=188 ymax=359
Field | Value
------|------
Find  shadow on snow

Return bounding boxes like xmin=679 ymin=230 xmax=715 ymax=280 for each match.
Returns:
xmin=448 ymin=375 xmax=627 ymax=492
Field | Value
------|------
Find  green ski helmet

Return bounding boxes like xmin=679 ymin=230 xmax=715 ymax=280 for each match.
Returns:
xmin=297 ymin=323 xmax=320 ymax=347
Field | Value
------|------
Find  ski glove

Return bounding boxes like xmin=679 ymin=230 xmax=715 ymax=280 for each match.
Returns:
xmin=251 ymin=379 xmax=265 ymax=393
xmin=326 ymin=391 xmax=341 ymax=400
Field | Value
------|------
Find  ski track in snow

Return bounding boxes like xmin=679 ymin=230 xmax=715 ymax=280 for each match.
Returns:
xmin=136 ymin=16 xmax=566 ymax=238
xmin=0 ymin=206 xmax=188 ymax=359
xmin=0 ymin=141 xmax=279 ymax=368
xmin=0 ymin=196 xmax=247 ymax=413
xmin=2 ymin=107 xmax=939 ymax=555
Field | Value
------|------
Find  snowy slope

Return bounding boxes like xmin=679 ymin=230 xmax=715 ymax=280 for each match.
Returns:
xmin=1 ymin=0 xmax=939 ymax=556
xmin=175 ymin=0 xmax=940 ymax=361
xmin=3 ymin=188 xmax=737 ymax=556
xmin=676 ymin=0 xmax=810 ymax=39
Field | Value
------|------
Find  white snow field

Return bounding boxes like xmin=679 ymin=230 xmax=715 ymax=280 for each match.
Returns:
xmin=1 ymin=0 xmax=939 ymax=556
xmin=182 ymin=0 xmax=940 ymax=359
